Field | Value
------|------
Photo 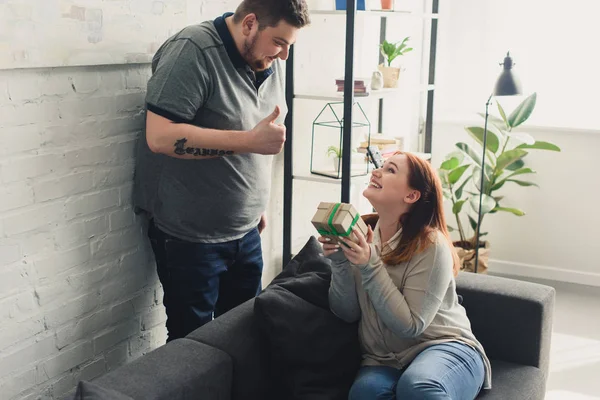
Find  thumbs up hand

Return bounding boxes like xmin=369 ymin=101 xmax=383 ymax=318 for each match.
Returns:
xmin=248 ymin=106 xmax=286 ymax=155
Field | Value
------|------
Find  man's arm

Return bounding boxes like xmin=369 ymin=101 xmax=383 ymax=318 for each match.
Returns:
xmin=143 ymin=37 xmax=285 ymax=159
xmin=146 ymin=106 xmax=286 ymax=159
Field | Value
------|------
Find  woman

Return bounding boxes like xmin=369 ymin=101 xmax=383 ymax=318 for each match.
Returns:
xmin=321 ymin=152 xmax=491 ymax=400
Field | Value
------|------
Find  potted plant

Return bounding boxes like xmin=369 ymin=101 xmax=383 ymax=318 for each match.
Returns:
xmin=378 ymin=37 xmax=413 ymax=88
xmin=327 ymin=145 xmax=360 ymax=172
xmin=380 ymin=0 xmax=393 ymax=10
xmin=327 ymin=145 xmax=343 ymax=172
xmin=438 ymin=93 xmax=560 ymax=273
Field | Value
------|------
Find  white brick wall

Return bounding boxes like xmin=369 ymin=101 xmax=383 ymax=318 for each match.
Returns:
xmin=0 ymin=65 xmax=168 ymax=400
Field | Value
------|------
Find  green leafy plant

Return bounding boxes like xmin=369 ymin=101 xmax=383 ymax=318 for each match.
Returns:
xmin=439 ymin=92 xmax=561 ymax=248
xmin=327 ymin=145 xmax=357 ymax=157
xmin=380 ymin=37 xmax=413 ymax=67
xmin=327 ymin=145 xmax=342 ymax=158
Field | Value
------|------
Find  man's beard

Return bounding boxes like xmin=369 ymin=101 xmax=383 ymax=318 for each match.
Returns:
xmin=243 ymin=34 xmax=271 ymax=71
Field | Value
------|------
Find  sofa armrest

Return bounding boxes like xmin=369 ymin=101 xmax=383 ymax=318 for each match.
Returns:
xmin=186 ymin=299 xmax=268 ymax=400
xmin=84 ymin=338 xmax=232 ymax=400
xmin=455 ymin=272 xmax=555 ymax=377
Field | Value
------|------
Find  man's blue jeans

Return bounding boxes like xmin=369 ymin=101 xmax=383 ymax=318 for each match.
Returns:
xmin=148 ymin=219 xmax=263 ymax=342
xmin=349 ymin=341 xmax=485 ymax=400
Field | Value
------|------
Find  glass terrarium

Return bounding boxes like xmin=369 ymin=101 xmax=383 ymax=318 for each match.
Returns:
xmin=310 ymin=101 xmax=372 ymax=179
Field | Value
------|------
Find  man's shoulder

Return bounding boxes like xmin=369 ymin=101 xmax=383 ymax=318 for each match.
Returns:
xmin=272 ymin=59 xmax=285 ymax=73
xmin=170 ymin=21 xmax=223 ymax=51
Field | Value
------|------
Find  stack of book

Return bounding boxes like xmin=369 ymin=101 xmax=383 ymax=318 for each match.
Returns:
xmin=357 ymin=134 xmax=401 ymax=158
xmin=335 ymin=77 xmax=369 ymax=96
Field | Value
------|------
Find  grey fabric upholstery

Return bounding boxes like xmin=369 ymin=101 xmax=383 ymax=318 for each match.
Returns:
xmin=73 ymin=380 xmax=134 ymax=400
xmin=186 ymin=299 xmax=269 ymax=400
xmin=477 ymin=360 xmax=545 ymax=399
xmin=74 ymin=255 xmax=555 ymax=400
xmin=456 ymin=272 xmax=555 ymax=378
xmin=88 ymin=338 xmax=232 ymax=400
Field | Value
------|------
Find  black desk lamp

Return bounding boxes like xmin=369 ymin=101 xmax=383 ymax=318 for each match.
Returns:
xmin=473 ymin=52 xmax=523 ymax=273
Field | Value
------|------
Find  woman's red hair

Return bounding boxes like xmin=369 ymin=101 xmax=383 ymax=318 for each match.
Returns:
xmin=362 ymin=152 xmax=461 ymax=276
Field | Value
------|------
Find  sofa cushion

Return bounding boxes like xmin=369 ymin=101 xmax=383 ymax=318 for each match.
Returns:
xmin=456 ymin=272 xmax=555 ymax=377
xmin=187 ymin=299 xmax=269 ymax=400
xmin=477 ymin=360 xmax=545 ymax=399
xmin=72 ymin=381 xmax=133 ymax=400
xmin=89 ymin=338 xmax=232 ymax=400
xmin=254 ymin=236 xmax=361 ymax=400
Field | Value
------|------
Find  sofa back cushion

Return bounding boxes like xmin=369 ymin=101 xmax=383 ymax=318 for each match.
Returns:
xmin=254 ymin=236 xmax=361 ymax=400
xmin=72 ymin=381 xmax=133 ymax=400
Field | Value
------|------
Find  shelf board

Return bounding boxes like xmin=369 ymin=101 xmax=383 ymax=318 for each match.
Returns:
xmin=292 ymin=152 xmax=433 ymax=185
xmin=295 ymin=88 xmax=397 ymax=101
xmin=293 ymin=169 xmax=371 ymax=184
xmin=310 ymin=9 xmax=411 ymax=16
xmin=314 ymin=121 xmax=370 ymax=128
xmin=308 ymin=10 xmax=438 ymax=18
xmin=294 ymin=85 xmax=434 ymax=102
xmin=309 ymin=10 xmax=438 ymax=19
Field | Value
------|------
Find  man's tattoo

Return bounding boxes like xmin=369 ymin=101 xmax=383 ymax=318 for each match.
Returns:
xmin=174 ymin=138 xmax=234 ymax=157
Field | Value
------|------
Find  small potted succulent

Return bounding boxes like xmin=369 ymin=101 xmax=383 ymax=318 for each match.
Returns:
xmin=378 ymin=37 xmax=413 ymax=88
xmin=327 ymin=145 xmax=343 ymax=172
xmin=327 ymin=145 xmax=360 ymax=172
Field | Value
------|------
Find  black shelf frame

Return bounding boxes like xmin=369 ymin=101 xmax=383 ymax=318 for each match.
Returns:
xmin=282 ymin=0 xmax=440 ymax=266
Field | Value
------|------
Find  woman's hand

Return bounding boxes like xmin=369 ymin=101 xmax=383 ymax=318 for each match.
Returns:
xmin=339 ymin=226 xmax=373 ymax=265
xmin=318 ymin=236 xmax=341 ymax=257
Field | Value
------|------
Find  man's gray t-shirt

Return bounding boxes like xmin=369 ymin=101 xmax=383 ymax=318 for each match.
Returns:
xmin=133 ymin=14 xmax=287 ymax=243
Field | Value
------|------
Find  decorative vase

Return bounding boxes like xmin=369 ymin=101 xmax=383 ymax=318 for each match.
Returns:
xmin=453 ymin=240 xmax=490 ymax=274
xmin=378 ymin=64 xmax=400 ymax=88
xmin=370 ymin=70 xmax=384 ymax=90
xmin=333 ymin=157 xmax=341 ymax=172
xmin=380 ymin=0 xmax=393 ymax=10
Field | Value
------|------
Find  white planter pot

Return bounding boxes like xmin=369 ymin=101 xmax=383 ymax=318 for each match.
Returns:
xmin=333 ymin=157 xmax=341 ymax=172
xmin=378 ymin=64 xmax=401 ymax=88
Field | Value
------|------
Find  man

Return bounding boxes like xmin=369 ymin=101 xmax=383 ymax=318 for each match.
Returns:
xmin=133 ymin=0 xmax=310 ymax=342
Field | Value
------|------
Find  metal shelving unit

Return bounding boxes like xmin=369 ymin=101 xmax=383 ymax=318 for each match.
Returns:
xmin=282 ymin=0 xmax=440 ymax=265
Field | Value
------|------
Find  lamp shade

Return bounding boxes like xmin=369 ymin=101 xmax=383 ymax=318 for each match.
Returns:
xmin=493 ymin=52 xmax=522 ymax=96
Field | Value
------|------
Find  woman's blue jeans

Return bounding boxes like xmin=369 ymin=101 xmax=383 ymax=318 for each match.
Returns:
xmin=349 ymin=341 xmax=485 ymax=400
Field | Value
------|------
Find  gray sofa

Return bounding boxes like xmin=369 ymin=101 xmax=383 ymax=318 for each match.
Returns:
xmin=77 ymin=269 xmax=555 ymax=400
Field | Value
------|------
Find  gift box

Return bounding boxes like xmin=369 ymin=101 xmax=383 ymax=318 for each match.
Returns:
xmin=311 ymin=202 xmax=368 ymax=244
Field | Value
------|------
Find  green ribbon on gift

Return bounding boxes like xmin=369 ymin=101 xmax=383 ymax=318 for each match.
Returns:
xmin=317 ymin=203 xmax=361 ymax=237
xmin=327 ymin=203 xmax=341 ymax=235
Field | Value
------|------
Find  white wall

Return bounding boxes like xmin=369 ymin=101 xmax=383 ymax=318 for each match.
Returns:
xmin=433 ymin=1 xmax=600 ymax=285
xmin=433 ymin=0 xmax=600 ymax=130
xmin=0 ymin=65 xmax=167 ymax=400
xmin=262 ymin=151 xmax=286 ymax=284
xmin=0 ymin=0 xmax=188 ymax=69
